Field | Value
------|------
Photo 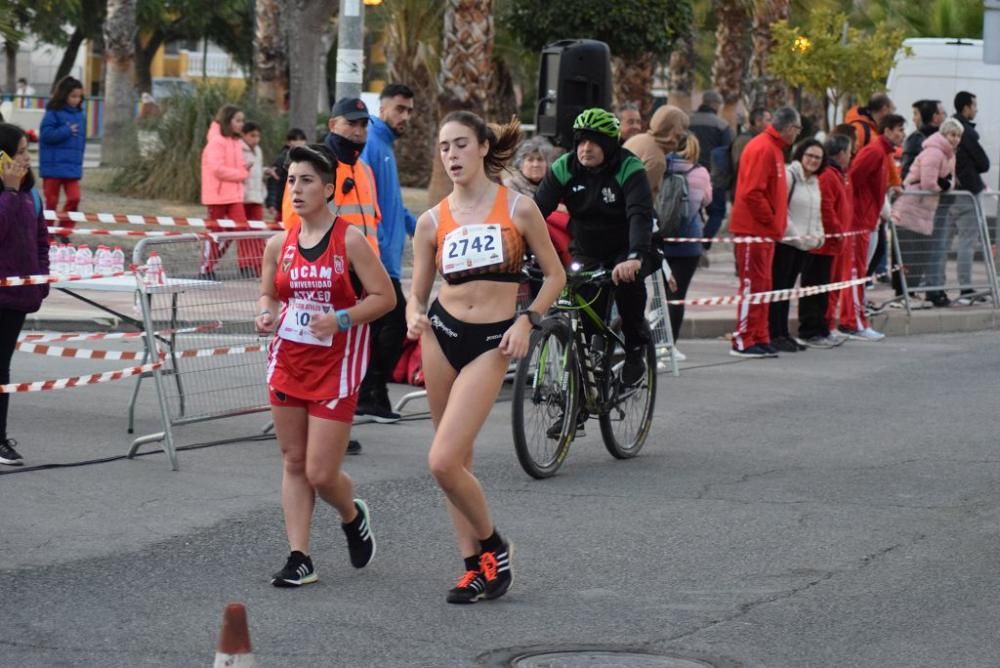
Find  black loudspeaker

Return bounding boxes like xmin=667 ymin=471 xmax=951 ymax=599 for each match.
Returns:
xmin=535 ymin=39 xmax=613 ymax=149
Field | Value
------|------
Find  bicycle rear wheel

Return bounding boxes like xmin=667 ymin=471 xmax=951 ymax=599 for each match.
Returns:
xmin=598 ymin=321 xmax=656 ymax=459
xmin=511 ymin=317 xmax=579 ymax=478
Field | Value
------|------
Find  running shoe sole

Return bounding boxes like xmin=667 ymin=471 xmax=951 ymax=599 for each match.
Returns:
xmin=271 ymin=572 xmax=318 ymax=587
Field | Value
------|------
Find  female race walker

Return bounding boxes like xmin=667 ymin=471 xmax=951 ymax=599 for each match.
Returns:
xmin=256 ymin=145 xmax=395 ymax=587
xmin=407 ymin=113 xmax=565 ymax=604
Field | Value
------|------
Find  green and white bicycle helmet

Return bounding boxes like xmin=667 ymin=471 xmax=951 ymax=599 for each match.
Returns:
xmin=572 ymin=108 xmax=621 ymax=139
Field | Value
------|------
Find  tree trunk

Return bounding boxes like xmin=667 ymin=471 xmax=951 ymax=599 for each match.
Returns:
xmin=749 ymin=0 xmax=790 ymax=111
xmin=53 ymin=28 xmax=86 ymax=90
xmin=134 ymin=31 xmax=165 ymax=94
xmin=711 ymin=0 xmax=751 ymax=126
xmin=4 ymin=41 xmax=17 ymax=94
xmin=286 ymin=0 xmax=337 ymax=140
xmin=254 ymin=0 xmax=287 ymax=109
xmin=102 ymin=0 xmax=137 ymax=167
xmin=485 ymin=54 xmax=517 ymax=124
xmin=668 ymin=30 xmax=695 ymax=113
xmin=612 ymin=53 xmax=656 ymax=119
xmin=429 ymin=0 xmax=494 ymax=205
xmin=383 ymin=0 xmax=442 ymax=188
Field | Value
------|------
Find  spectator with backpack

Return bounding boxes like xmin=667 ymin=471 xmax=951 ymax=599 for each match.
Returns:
xmin=844 ymin=93 xmax=895 ymax=151
xmin=769 ymin=139 xmax=825 ymax=353
xmin=660 ymin=134 xmax=711 ymax=358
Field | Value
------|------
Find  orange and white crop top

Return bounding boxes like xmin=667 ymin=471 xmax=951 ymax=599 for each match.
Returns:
xmin=432 ymin=186 xmax=526 ymax=285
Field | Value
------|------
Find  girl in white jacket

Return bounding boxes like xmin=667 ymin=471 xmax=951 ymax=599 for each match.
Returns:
xmin=769 ymin=139 xmax=825 ymax=352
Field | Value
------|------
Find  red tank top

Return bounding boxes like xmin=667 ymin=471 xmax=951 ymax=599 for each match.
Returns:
xmin=266 ymin=218 xmax=369 ymax=400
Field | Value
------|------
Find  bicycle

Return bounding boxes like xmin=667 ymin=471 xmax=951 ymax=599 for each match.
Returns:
xmin=511 ymin=265 xmax=657 ymax=479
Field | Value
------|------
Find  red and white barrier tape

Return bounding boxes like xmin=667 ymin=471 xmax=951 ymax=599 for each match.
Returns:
xmin=0 ymin=271 xmax=132 ymax=287
xmin=18 ymin=322 xmax=223 ymax=343
xmin=48 ymin=227 xmax=221 ymax=239
xmin=668 ymin=269 xmax=895 ymax=306
xmin=0 ymin=359 xmax=162 ymax=393
xmin=15 ymin=342 xmax=264 ymax=360
xmin=659 ymin=229 xmax=868 ymax=244
xmin=45 ymin=210 xmax=281 ymax=231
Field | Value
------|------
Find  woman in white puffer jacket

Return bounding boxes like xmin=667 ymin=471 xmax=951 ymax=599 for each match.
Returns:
xmin=769 ymin=139 xmax=826 ymax=352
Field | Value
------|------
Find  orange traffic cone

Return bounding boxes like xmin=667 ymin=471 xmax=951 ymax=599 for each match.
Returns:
xmin=213 ymin=603 xmax=256 ymax=667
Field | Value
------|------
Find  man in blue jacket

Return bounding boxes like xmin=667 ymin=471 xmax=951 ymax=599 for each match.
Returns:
xmin=357 ymin=84 xmax=417 ymax=422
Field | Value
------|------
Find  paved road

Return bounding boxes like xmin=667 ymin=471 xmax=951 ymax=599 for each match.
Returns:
xmin=2 ymin=332 xmax=1000 ymax=667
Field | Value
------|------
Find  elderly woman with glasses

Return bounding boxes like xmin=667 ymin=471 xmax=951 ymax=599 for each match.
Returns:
xmin=769 ymin=138 xmax=827 ymax=352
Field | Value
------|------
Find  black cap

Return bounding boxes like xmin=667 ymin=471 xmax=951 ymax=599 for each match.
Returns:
xmin=330 ymin=97 xmax=370 ymax=121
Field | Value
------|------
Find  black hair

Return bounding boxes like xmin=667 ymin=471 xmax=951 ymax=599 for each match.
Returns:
xmin=749 ymin=107 xmax=770 ymax=126
xmin=878 ymin=114 xmax=906 ymax=133
xmin=0 ymin=123 xmax=35 ymax=191
xmin=285 ymin=143 xmax=338 ymax=187
xmin=440 ymin=111 xmax=521 ymax=178
xmin=380 ymin=84 xmax=414 ymax=100
xmin=47 ymin=76 xmax=84 ymax=110
xmin=954 ymin=91 xmax=976 ymax=115
xmin=242 ymin=121 xmax=261 ymax=135
xmin=214 ymin=104 xmax=243 ymax=138
xmin=286 ymin=128 xmax=307 ymax=142
xmin=792 ymin=138 xmax=825 ymax=164
xmin=917 ymin=100 xmax=940 ymax=126
xmin=868 ymin=93 xmax=893 ymax=113
xmin=824 ymin=133 xmax=852 ymax=161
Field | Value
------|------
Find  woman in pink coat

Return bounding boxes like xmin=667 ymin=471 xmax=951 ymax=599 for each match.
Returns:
xmin=200 ymin=104 xmax=249 ymax=278
xmin=890 ymin=118 xmax=963 ymax=302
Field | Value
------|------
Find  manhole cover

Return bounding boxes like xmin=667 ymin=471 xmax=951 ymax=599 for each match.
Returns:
xmin=511 ymin=651 xmax=714 ymax=668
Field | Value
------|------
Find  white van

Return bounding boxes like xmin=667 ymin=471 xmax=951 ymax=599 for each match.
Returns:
xmin=886 ymin=38 xmax=1000 ymax=193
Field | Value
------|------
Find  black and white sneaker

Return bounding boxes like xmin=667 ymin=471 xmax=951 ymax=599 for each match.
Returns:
xmin=271 ymin=550 xmax=317 ymax=587
xmin=0 ymin=438 xmax=23 ymax=466
xmin=479 ymin=542 xmax=514 ymax=600
xmin=446 ymin=569 xmax=487 ymax=604
xmin=342 ymin=499 xmax=376 ymax=568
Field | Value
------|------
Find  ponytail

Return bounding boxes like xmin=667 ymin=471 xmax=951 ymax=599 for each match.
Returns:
xmin=441 ymin=111 xmax=522 ymax=178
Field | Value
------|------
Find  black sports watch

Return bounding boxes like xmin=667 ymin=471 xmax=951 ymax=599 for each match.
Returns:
xmin=626 ymin=251 xmax=641 ymax=261
xmin=523 ymin=309 xmax=543 ymax=330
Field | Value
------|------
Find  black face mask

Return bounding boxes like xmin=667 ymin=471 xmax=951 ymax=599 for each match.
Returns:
xmin=326 ymin=132 xmax=366 ymax=165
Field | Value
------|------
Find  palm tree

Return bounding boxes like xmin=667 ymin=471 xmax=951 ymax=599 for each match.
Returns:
xmin=103 ymin=0 xmax=137 ymax=166
xmin=428 ymin=0 xmax=494 ymax=205
xmin=254 ymin=0 xmax=287 ymax=110
xmin=748 ymin=0 xmax=790 ymax=110
xmin=612 ymin=53 xmax=657 ymax=118
xmin=285 ymin=0 xmax=337 ymax=138
xmin=380 ymin=0 xmax=442 ymax=187
xmin=668 ymin=30 xmax=695 ymax=112
xmin=712 ymin=0 xmax=751 ymax=124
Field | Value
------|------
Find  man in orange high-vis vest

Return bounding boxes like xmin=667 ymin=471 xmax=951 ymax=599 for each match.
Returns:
xmin=282 ymin=97 xmax=381 ymax=258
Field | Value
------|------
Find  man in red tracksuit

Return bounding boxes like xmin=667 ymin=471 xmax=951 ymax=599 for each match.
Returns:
xmin=729 ymin=106 xmax=802 ymax=358
xmin=840 ymin=113 xmax=906 ymax=340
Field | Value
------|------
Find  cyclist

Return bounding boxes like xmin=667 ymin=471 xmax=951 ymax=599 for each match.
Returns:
xmin=534 ymin=108 xmax=657 ymax=387
xmin=406 ymin=112 xmax=564 ymax=603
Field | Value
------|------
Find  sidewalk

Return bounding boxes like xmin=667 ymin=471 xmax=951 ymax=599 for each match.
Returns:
xmin=28 ymin=247 xmax=1000 ymax=337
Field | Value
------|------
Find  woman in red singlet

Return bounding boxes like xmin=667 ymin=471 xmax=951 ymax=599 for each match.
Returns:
xmin=256 ymin=145 xmax=395 ymax=587
xmin=406 ymin=113 xmax=565 ymax=604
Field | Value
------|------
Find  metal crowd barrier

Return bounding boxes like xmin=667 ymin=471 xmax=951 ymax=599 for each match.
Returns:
xmin=886 ymin=190 xmax=1000 ymax=315
xmin=129 ymin=232 xmax=275 ymax=469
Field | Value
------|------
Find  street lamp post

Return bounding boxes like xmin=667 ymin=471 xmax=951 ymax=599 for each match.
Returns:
xmin=334 ymin=0 xmax=382 ymax=101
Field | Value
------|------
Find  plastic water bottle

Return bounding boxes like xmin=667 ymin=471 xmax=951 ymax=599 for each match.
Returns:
xmin=48 ymin=242 xmax=59 ymax=276
xmin=97 ymin=245 xmax=115 ymax=276
xmin=146 ymin=251 xmax=165 ymax=286
xmin=111 ymin=246 xmax=125 ymax=274
xmin=57 ymin=244 xmax=73 ymax=275
xmin=74 ymin=244 xmax=93 ymax=278
xmin=93 ymin=245 xmax=105 ymax=276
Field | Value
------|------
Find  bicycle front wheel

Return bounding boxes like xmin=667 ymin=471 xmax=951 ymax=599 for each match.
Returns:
xmin=511 ymin=317 xmax=579 ymax=479
xmin=598 ymin=323 xmax=657 ymax=459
